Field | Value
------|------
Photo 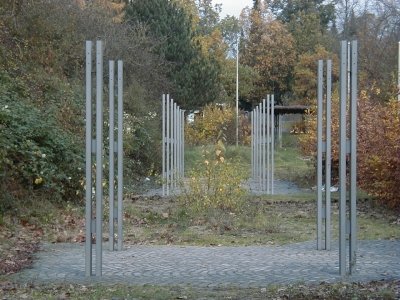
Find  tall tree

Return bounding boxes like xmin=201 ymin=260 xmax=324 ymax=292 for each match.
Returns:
xmin=125 ymin=0 xmax=220 ymax=109
xmin=267 ymin=0 xmax=336 ymax=54
xmin=241 ymin=7 xmax=296 ymax=104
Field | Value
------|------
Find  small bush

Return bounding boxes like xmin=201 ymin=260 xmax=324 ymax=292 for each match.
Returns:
xmin=179 ymin=140 xmax=248 ymax=214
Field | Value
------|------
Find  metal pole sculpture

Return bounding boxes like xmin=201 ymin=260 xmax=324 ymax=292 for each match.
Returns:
xmin=262 ymin=99 xmax=266 ymax=191
xmin=85 ymin=41 xmax=124 ymax=277
xmin=85 ymin=40 xmax=93 ymax=278
xmin=108 ymin=60 xmax=124 ymax=252
xmin=266 ymin=97 xmax=270 ymax=193
xmin=162 ymin=94 xmax=184 ymax=196
xmin=316 ymin=59 xmax=332 ymax=251
xmin=316 ymin=41 xmax=357 ymax=277
xmin=236 ymin=37 xmax=239 ymax=147
xmin=250 ymin=111 xmax=254 ymax=178
xmin=250 ymin=96 xmax=275 ymax=194
xmin=117 ymin=60 xmax=124 ymax=251
xmin=271 ymin=95 xmax=275 ymax=195
xmin=95 ymin=40 xmax=103 ymax=277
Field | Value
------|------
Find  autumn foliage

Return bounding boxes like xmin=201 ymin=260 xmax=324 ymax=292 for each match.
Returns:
xmin=300 ymin=92 xmax=400 ymax=208
xmin=357 ymin=95 xmax=400 ymax=208
xmin=185 ymin=104 xmax=250 ymax=146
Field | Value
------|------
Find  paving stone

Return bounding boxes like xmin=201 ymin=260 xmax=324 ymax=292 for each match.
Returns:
xmin=12 ymin=240 xmax=400 ymax=287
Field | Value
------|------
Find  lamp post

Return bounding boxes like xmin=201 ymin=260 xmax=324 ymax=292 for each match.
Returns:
xmin=236 ymin=36 xmax=239 ymax=147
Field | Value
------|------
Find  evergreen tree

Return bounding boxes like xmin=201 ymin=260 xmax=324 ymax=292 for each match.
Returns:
xmin=125 ymin=0 xmax=220 ymax=109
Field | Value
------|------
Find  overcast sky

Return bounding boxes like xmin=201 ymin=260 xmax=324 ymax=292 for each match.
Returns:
xmin=216 ymin=0 xmax=253 ymax=18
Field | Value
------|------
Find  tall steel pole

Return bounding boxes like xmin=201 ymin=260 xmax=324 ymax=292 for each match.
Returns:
xmin=236 ymin=37 xmax=239 ymax=147
xmin=398 ymin=41 xmax=400 ymax=102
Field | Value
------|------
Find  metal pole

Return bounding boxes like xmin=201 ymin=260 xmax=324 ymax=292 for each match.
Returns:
xmin=236 ymin=37 xmax=239 ymax=147
xmin=117 ymin=60 xmax=123 ymax=251
xmin=255 ymin=107 xmax=258 ymax=183
xmin=271 ymin=95 xmax=275 ymax=195
xmin=259 ymin=106 xmax=260 ymax=184
xmin=266 ymin=95 xmax=271 ymax=194
xmin=262 ymin=99 xmax=266 ymax=191
xmin=85 ymin=40 xmax=92 ymax=277
xmin=182 ymin=110 xmax=185 ymax=178
xmin=177 ymin=107 xmax=180 ymax=180
xmin=162 ymin=95 xmax=166 ymax=196
xmin=279 ymin=115 xmax=282 ymax=148
xmin=174 ymin=102 xmax=178 ymax=189
xmin=166 ymin=94 xmax=170 ymax=196
xmin=266 ymin=96 xmax=270 ymax=194
xmin=177 ymin=107 xmax=180 ymax=181
xmin=181 ymin=110 xmax=185 ymax=178
xmin=326 ymin=60 xmax=332 ymax=251
xmin=95 ymin=40 xmax=103 ymax=276
xmin=250 ymin=110 xmax=254 ymax=178
xmin=350 ymin=40 xmax=358 ymax=273
xmin=339 ymin=40 xmax=348 ymax=277
xmin=109 ymin=60 xmax=115 ymax=252
xmin=317 ymin=60 xmax=323 ymax=250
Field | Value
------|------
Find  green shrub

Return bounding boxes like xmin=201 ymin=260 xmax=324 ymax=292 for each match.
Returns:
xmin=0 ymin=75 xmax=83 ymax=211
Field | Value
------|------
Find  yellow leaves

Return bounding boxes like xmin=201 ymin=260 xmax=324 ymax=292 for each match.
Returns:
xmin=34 ymin=177 xmax=43 ymax=185
xmin=185 ymin=104 xmax=236 ymax=146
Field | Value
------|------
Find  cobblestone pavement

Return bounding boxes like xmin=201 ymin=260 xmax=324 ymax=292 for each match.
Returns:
xmin=14 ymin=240 xmax=400 ymax=287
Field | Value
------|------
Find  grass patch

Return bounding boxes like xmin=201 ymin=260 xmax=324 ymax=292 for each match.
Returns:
xmin=0 ymin=280 xmax=398 ymax=299
xmin=184 ymin=144 xmax=251 ymax=175
xmin=184 ymin=134 xmax=314 ymax=188
xmin=122 ymin=193 xmax=400 ymax=246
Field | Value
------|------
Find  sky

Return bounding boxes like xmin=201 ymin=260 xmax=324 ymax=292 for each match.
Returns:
xmin=215 ymin=0 xmax=253 ymax=18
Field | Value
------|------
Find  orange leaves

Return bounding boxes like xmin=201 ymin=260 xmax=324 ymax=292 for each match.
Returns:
xmin=358 ymin=98 xmax=400 ymax=208
xmin=300 ymin=90 xmax=400 ymax=208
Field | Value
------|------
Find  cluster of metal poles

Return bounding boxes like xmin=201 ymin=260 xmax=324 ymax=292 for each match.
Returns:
xmin=162 ymin=94 xmax=185 ymax=196
xmin=251 ymin=95 xmax=275 ymax=194
xmin=85 ymin=40 xmax=124 ymax=277
xmin=316 ymin=40 xmax=358 ymax=277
